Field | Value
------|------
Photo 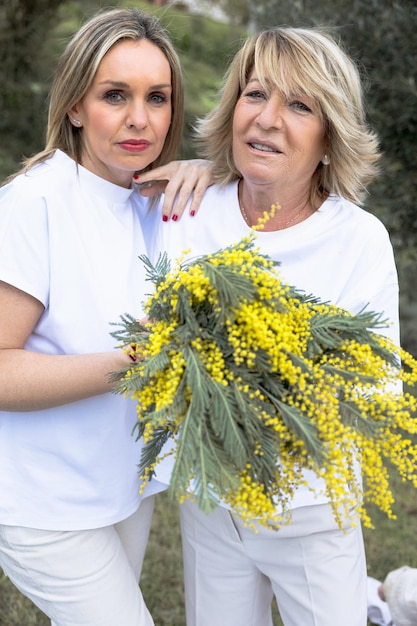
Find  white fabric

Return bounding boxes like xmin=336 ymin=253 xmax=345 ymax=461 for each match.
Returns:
xmin=367 ymin=576 xmax=394 ymax=626
xmin=0 ymin=496 xmax=155 ymax=626
xmin=144 ymin=181 xmax=400 ymax=510
xmin=0 ymin=150 xmax=165 ymax=531
xmin=180 ymin=499 xmax=367 ymax=626
xmin=383 ymin=566 xmax=417 ymax=626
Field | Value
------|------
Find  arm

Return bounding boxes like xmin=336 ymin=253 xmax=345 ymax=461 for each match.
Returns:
xmin=133 ymin=159 xmax=213 ymax=221
xmin=0 ymin=281 xmax=131 ymax=412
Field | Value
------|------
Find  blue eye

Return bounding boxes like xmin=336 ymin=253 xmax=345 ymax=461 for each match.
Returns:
xmin=149 ymin=93 xmax=167 ymax=105
xmin=246 ymin=90 xmax=266 ymax=100
xmin=104 ymin=91 xmax=124 ymax=103
xmin=291 ymin=100 xmax=313 ymax=113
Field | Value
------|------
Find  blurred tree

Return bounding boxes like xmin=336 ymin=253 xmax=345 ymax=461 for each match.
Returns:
xmin=0 ymin=0 xmax=82 ymax=173
xmin=204 ymin=0 xmax=251 ymax=26
xmin=0 ymin=0 xmax=57 ymax=170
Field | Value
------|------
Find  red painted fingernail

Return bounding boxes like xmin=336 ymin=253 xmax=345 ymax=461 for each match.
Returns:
xmin=190 ymin=210 xmax=196 ymax=217
xmin=162 ymin=215 xmax=168 ymax=222
xmin=172 ymin=214 xmax=178 ymax=222
xmin=129 ymin=343 xmax=138 ymax=362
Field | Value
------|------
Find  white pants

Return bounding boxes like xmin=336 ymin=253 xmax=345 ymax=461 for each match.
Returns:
xmin=180 ymin=500 xmax=367 ymax=626
xmin=0 ymin=496 xmax=155 ymax=626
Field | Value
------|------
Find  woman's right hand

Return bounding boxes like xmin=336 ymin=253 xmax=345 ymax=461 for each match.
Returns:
xmin=133 ymin=159 xmax=213 ymax=221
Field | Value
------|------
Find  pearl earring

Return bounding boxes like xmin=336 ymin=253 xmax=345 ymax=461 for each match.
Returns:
xmin=69 ymin=115 xmax=81 ymax=126
xmin=322 ymin=154 xmax=330 ymax=166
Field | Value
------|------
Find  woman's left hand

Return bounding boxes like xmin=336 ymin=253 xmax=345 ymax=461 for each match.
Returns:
xmin=133 ymin=159 xmax=213 ymax=221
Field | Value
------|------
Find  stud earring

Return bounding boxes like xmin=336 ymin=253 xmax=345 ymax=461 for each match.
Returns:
xmin=322 ymin=154 xmax=330 ymax=166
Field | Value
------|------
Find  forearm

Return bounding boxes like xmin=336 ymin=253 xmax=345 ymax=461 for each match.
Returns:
xmin=0 ymin=349 xmax=130 ymax=411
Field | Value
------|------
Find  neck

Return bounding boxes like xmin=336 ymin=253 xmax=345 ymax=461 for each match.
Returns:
xmin=238 ymin=181 xmax=315 ymax=231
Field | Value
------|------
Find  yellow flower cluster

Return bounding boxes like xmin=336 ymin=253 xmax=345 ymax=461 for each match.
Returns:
xmin=113 ymin=235 xmax=417 ymax=530
xmin=225 ymin=466 xmax=282 ymax=525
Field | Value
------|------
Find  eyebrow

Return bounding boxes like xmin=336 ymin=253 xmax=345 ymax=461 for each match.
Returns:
xmin=98 ymin=80 xmax=172 ymax=90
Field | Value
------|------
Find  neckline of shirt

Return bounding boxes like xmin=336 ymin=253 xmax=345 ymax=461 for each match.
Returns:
xmin=54 ymin=149 xmax=136 ymax=207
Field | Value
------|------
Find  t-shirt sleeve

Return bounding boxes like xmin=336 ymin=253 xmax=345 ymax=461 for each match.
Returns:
xmin=0 ymin=181 xmax=50 ymax=306
xmin=344 ymin=225 xmax=400 ymax=347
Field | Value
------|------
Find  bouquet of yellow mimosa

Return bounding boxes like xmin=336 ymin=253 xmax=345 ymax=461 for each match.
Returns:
xmin=111 ymin=235 xmax=417 ymax=529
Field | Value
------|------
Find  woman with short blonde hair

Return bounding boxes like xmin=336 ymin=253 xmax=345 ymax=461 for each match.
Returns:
xmin=197 ymin=27 xmax=380 ymax=206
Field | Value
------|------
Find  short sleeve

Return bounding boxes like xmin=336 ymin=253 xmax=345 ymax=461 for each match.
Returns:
xmin=0 ymin=180 xmax=50 ymax=306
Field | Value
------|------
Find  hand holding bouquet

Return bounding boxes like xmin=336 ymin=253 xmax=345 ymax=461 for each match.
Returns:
xmin=111 ymin=235 xmax=417 ymax=529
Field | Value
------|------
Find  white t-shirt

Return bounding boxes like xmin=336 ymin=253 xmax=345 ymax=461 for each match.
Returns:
xmin=142 ymin=181 xmax=399 ymax=510
xmin=0 ymin=150 xmax=164 ymax=530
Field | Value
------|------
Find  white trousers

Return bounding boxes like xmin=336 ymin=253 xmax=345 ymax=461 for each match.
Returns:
xmin=0 ymin=496 xmax=155 ymax=626
xmin=180 ymin=500 xmax=367 ymax=626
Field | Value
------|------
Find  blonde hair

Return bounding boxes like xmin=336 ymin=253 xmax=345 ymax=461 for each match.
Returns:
xmin=195 ymin=27 xmax=381 ymax=205
xmin=8 ymin=7 xmax=183 ymax=181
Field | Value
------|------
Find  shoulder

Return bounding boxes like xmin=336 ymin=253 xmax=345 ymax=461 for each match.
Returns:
xmin=154 ymin=181 xmax=241 ymax=261
xmin=0 ymin=151 xmax=76 ymax=207
xmin=199 ymin=181 xmax=239 ymax=207
xmin=178 ymin=181 xmax=239 ymax=227
xmin=322 ymin=195 xmax=392 ymax=240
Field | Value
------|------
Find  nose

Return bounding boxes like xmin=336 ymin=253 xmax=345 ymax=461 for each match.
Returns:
xmin=256 ymin=95 xmax=284 ymax=130
xmin=126 ymin=100 xmax=148 ymax=129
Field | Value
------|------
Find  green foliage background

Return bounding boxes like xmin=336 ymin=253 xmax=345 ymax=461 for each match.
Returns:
xmin=0 ymin=1 xmax=416 ymax=624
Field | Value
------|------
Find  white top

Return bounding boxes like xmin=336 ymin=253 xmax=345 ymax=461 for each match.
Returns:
xmin=0 ymin=150 xmax=164 ymax=530
xmin=143 ymin=181 xmax=400 ymax=511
